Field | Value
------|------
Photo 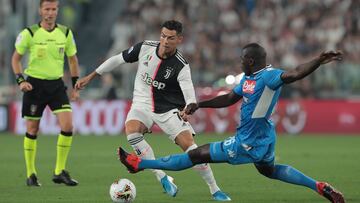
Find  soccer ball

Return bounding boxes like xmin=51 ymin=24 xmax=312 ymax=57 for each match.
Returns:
xmin=109 ymin=178 xmax=136 ymax=203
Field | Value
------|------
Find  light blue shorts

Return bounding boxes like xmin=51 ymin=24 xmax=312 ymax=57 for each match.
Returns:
xmin=209 ymin=136 xmax=275 ymax=165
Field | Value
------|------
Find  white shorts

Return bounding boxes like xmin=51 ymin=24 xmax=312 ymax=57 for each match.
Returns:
xmin=125 ymin=105 xmax=195 ymax=141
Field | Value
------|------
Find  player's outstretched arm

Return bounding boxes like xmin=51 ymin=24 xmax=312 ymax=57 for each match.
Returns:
xmin=185 ymin=91 xmax=242 ymax=115
xmin=75 ymin=71 xmax=100 ymax=90
xmin=75 ymin=53 xmax=127 ymax=90
xmin=281 ymin=51 xmax=342 ymax=84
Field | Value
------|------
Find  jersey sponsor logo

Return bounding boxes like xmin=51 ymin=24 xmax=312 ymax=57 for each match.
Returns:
xmin=141 ymin=73 xmax=166 ymax=90
xmin=243 ymin=80 xmax=256 ymax=94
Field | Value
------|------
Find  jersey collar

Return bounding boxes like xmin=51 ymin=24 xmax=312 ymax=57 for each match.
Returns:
xmin=39 ymin=22 xmax=58 ymax=33
xmin=253 ymin=65 xmax=272 ymax=75
xmin=246 ymin=65 xmax=272 ymax=79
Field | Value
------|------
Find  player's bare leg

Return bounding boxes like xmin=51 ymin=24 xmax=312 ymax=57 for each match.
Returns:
xmin=53 ymin=111 xmax=78 ymax=186
xmin=125 ymin=120 xmax=177 ymax=197
xmin=175 ymin=130 xmax=231 ymax=201
xmin=25 ymin=119 xmax=41 ymax=186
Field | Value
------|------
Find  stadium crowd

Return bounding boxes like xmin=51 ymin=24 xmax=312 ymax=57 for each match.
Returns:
xmin=1 ymin=0 xmax=359 ymax=101
xmin=108 ymin=0 xmax=360 ymax=98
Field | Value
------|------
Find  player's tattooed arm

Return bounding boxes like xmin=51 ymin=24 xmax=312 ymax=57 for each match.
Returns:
xmin=185 ymin=91 xmax=242 ymax=115
xmin=281 ymin=51 xmax=342 ymax=84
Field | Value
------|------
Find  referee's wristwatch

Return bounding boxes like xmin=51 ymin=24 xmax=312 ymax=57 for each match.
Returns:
xmin=72 ymin=76 xmax=79 ymax=88
xmin=16 ymin=73 xmax=26 ymax=85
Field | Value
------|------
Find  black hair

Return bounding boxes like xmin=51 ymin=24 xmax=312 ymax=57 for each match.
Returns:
xmin=242 ymin=43 xmax=266 ymax=59
xmin=161 ymin=20 xmax=183 ymax=35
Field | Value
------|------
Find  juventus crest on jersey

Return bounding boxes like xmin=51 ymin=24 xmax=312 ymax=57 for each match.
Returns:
xmin=122 ymin=40 xmax=194 ymax=113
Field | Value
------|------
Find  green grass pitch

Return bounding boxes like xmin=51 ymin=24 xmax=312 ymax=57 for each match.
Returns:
xmin=0 ymin=133 xmax=359 ymax=203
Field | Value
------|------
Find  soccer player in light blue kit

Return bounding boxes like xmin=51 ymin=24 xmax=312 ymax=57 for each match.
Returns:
xmin=119 ymin=43 xmax=345 ymax=203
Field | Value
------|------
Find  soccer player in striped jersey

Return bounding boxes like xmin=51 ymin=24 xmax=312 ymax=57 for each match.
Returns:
xmin=76 ymin=20 xmax=230 ymax=201
xmin=119 ymin=43 xmax=345 ymax=203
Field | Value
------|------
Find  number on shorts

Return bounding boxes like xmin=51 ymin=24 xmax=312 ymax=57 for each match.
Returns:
xmin=223 ymin=136 xmax=236 ymax=146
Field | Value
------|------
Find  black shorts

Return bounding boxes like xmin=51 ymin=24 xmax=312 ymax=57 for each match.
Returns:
xmin=22 ymin=76 xmax=71 ymax=119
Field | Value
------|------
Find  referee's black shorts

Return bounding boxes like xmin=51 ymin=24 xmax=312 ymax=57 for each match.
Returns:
xmin=22 ymin=76 xmax=71 ymax=120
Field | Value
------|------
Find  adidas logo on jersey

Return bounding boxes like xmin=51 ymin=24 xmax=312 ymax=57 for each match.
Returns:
xmin=141 ymin=73 xmax=166 ymax=90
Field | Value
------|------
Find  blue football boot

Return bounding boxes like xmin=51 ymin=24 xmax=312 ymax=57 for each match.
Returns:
xmin=160 ymin=175 xmax=178 ymax=197
xmin=212 ymin=190 xmax=231 ymax=201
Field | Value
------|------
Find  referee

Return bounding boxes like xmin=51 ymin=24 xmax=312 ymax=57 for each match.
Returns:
xmin=11 ymin=0 xmax=79 ymax=186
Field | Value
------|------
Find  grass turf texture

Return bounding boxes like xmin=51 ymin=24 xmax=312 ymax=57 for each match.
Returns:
xmin=0 ymin=133 xmax=359 ymax=203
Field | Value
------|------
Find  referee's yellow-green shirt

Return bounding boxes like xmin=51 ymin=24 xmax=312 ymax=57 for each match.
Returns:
xmin=15 ymin=23 xmax=77 ymax=80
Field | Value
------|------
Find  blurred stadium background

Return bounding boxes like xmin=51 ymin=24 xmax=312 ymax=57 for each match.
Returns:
xmin=0 ymin=0 xmax=359 ymax=202
xmin=0 ymin=0 xmax=359 ymax=135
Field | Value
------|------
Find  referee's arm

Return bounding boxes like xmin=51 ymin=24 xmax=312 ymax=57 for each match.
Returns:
xmin=11 ymin=51 xmax=23 ymax=75
xmin=11 ymin=50 xmax=33 ymax=92
xmin=68 ymin=55 xmax=80 ymax=101
xmin=68 ymin=55 xmax=80 ymax=80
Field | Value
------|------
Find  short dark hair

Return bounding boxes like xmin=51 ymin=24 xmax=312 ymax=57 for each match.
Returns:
xmin=161 ymin=20 xmax=183 ymax=35
xmin=242 ymin=43 xmax=266 ymax=59
xmin=40 ymin=0 xmax=58 ymax=7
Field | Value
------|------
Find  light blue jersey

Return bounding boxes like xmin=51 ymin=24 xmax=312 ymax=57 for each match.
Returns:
xmin=233 ymin=65 xmax=284 ymax=146
xmin=210 ymin=65 xmax=284 ymax=164
xmin=138 ymin=64 xmax=323 ymax=197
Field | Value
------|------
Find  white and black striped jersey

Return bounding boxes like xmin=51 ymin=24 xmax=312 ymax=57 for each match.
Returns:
xmin=122 ymin=40 xmax=196 ymax=113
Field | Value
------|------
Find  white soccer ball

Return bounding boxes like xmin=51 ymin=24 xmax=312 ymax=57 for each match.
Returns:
xmin=109 ymin=178 xmax=136 ymax=203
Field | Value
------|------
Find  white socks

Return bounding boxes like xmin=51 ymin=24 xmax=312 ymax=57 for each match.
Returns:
xmin=127 ymin=133 xmax=220 ymax=194
xmin=127 ymin=133 xmax=166 ymax=181
xmin=186 ymin=144 xmax=220 ymax=194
